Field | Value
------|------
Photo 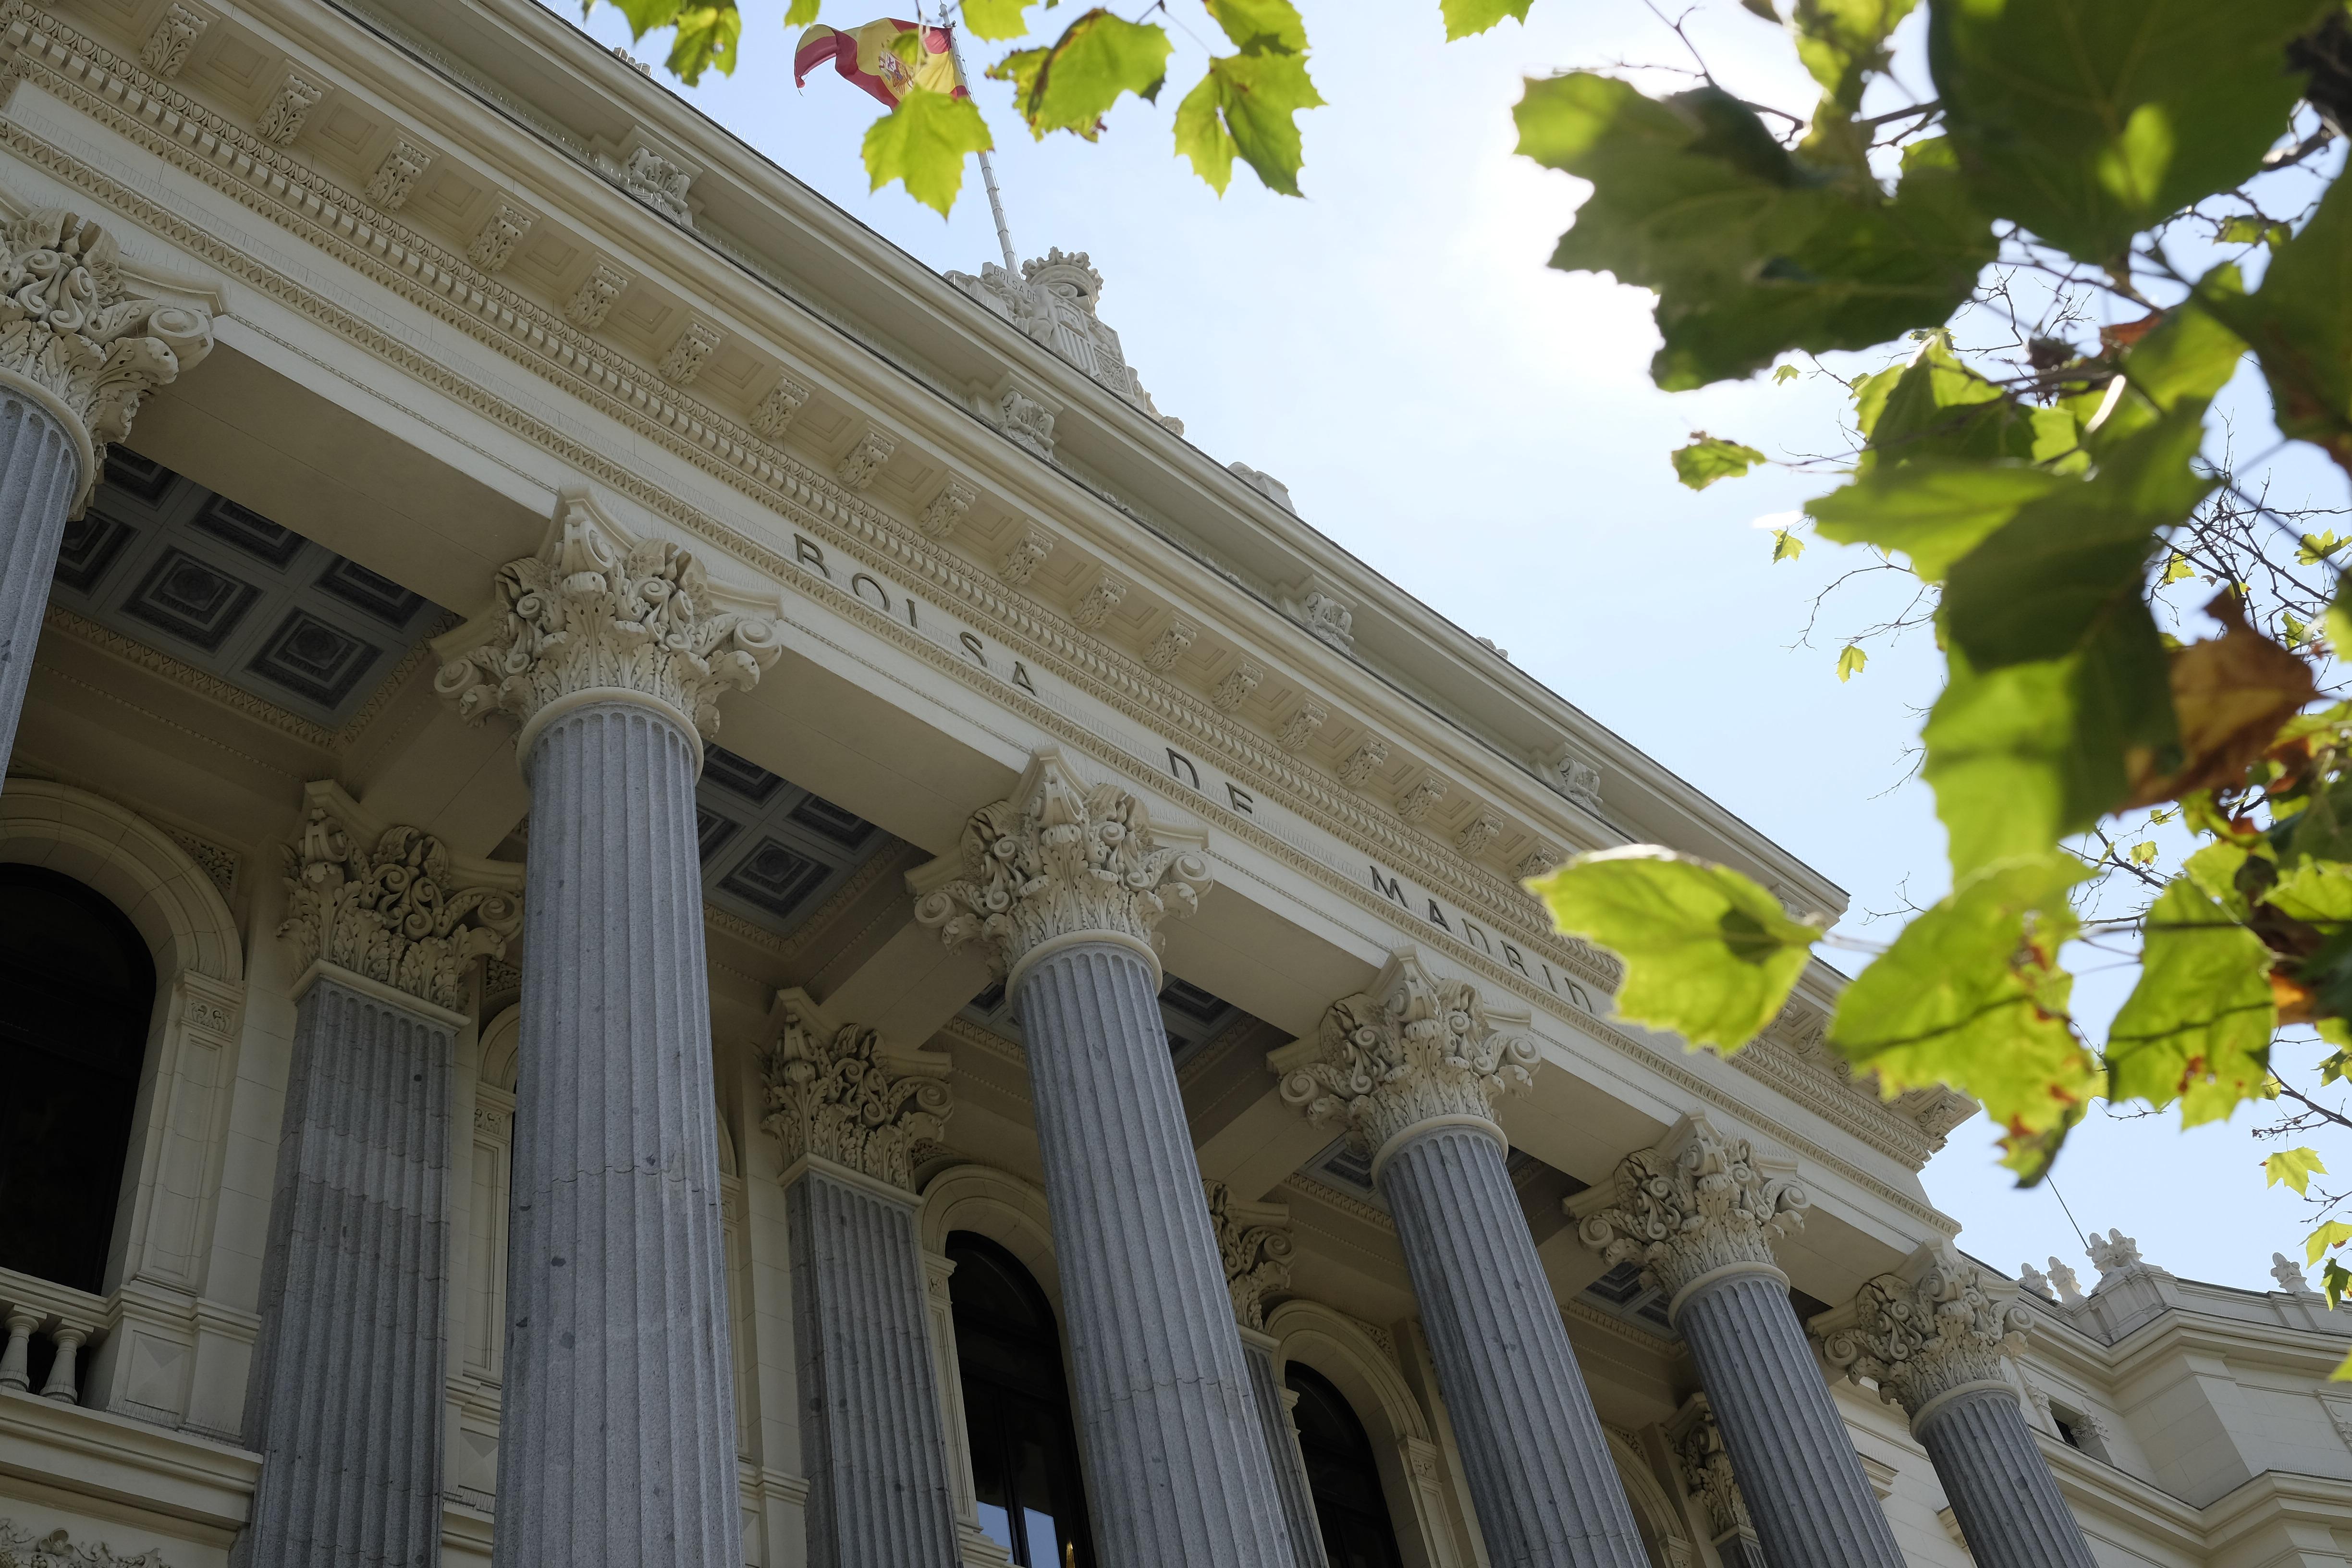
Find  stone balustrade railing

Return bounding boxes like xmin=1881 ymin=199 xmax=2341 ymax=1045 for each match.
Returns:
xmin=0 ymin=1267 xmax=107 ymax=1405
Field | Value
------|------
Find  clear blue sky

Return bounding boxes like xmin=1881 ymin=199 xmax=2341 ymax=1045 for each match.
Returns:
xmin=568 ymin=0 xmax=2340 ymax=1293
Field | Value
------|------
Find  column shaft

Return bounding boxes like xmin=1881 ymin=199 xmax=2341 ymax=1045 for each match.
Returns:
xmin=235 ymin=973 xmax=453 ymax=1568
xmin=786 ymin=1165 xmax=961 ymax=1568
xmin=1378 ymin=1127 xmax=1647 ymax=1568
xmin=1241 ymin=1333 xmax=1330 ymax=1568
xmin=1013 ymin=941 xmax=1296 ymax=1568
xmin=0 ymin=393 xmax=82 ymax=777
xmin=1677 ymin=1272 xmax=1903 ymax=1568
xmin=1914 ymin=1387 xmax=2097 ymax=1568
xmin=493 ymin=701 xmax=742 ymax=1568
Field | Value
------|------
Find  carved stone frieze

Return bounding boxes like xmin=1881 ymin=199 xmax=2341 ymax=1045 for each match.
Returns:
xmin=1275 ymin=950 xmax=1539 ymax=1155
xmin=921 ymin=478 xmax=976 ymax=539
xmin=279 ymin=800 xmax=522 ymax=1013
xmin=1211 ymin=659 xmax=1263 ymax=713
xmin=1337 ymin=738 xmax=1388 ymax=788
xmin=1394 ymin=776 xmax=1446 ymax=824
xmin=617 ymin=144 xmax=693 ymax=223
xmin=1277 ymin=701 xmax=1327 ymax=752
xmin=1542 ymin=743 xmax=1605 ymax=813
xmin=1281 ymin=577 xmax=1354 ymax=652
xmin=1457 ymin=810 xmax=1505 ymax=858
xmin=257 ymin=72 xmax=322 ymax=145
xmin=913 ymin=751 xmax=1211 ymax=977
xmin=1667 ymin=1395 xmax=1753 ymax=1541
xmin=760 ymin=995 xmax=951 ymax=1192
xmin=996 ymin=385 xmax=1055 ymax=457
xmin=999 ymin=523 xmax=1054 ymax=585
xmin=140 ymin=3 xmax=208 ymax=76
xmin=1573 ymin=1114 xmax=1807 ymax=1303
xmin=0 ymin=1519 xmax=167 ymax=1568
xmin=1204 ymin=1180 xmax=1293 ymax=1330
xmin=564 ymin=261 xmax=630 ymax=329
xmin=1071 ymin=569 xmax=1128 ymax=629
xmin=433 ymin=493 xmax=783 ymax=745
xmin=1818 ymin=1245 xmax=2031 ymax=1417
xmin=365 ymin=138 xmax=432 ymax=210
xmin=836 ymin=426 xmax=897 ymax=490
xmin=659 ymin=316 xmax=723 ymax=387
xmin=751 ymin=373 xmax=812 ymax=439
xmin=1145 ymin=616 xmax=1198 ymax=671
xmin=466 ymin=201 xmax=533 ymax=272
xmin=0 ymin=209 xmax=213 ymax=488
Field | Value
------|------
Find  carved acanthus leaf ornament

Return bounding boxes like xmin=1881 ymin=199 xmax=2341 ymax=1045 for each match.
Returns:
xmin=0 ymin=1519 xmax=167 ymax=1568
xmin=0 ymin=210 xmax=212 ymax=495
xmin=434 ymin=499 xmax=783 ymax=745
xmin=760 ymin=1003 xmax=950 ymax=1191
xmin=915 ymin=756 xmax=1211 ymax=975
xmin=1280 ymin=953 xmax=1539 ymax=1154
xmin=1819 ymin=1246 xmax=2030 ymax=1416
xmin=1576 ymin=1115 xmax=1808 ymax=1303
xmin=1204 ymin=1179 xmax=1293 ymax=1330
xmin=280 ymin=809 xmax=521 ymax=1013
xmin=1668 ymin=1397 xmax=1753 ymax=1540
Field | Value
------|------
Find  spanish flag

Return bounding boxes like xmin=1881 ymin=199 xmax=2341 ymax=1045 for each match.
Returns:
xmin=794 ymin=19 xmax=965 ymax=108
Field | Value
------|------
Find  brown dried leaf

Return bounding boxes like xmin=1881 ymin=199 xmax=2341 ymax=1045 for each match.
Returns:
xmin=2125 ymin=593 xmax=2319 ymax=808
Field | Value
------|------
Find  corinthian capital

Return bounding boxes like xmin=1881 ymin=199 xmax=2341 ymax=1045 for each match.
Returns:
xmin=910 ymin=750 xmax=1211 ymax=984
xmin=277 ymin=783 xmax=523 ymax=1015
xmin=1271 ymin=950 xmax=1538 ymax=1160
xmin=1667 ymin=1395 xmax=1754 ymax=1543
xmin=1817 ymin=1244 xmax=2031 ymax=1421
xmin=758 ymin=990 xmax=950 ymax=1193
xmin=1570 ymin=1114 xmax=1808 ymax=1305
xmin=432 ymin=490 xmax=783 ymax=762
xmin=1204 ymin=1180 xmax=1293 ymax=1330
xmin=0 ymin=209 xmax=213 ymax=502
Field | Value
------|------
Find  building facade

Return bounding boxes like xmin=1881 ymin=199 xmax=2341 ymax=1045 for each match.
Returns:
xmin=0 ymin=0 xmax=2343 ymax=1565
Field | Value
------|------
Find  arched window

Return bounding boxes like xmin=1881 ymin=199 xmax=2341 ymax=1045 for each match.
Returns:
xmin=0 ymin=864 xmax=157 ymax=1294
xmin=946 ymin=1232 xmax=1095 ymax=1568
xmin=1287 ymin=1361 xmax=1406 ymax=1568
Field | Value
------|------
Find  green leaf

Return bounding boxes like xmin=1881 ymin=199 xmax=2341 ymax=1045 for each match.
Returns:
xmin=2325 ymin=1258 xmax=2352 ymax=1309
xmin=2266 ymin=1147 xmax=2328 ymax=1195
xmin=1442 ymin=0 xmax=1533 ymax=40
xmin=1853 ymin=332 xmax=2050 ymax=470
xmin=1771 ymin=527 xmax=1806 ymax=564
xmin=2221 ymin=213 xmax=2293 ymax=250
xmin=1809 ymin=461 xmax=2068 ymax=583
xmin=1529 ymin=846 xmax=1822 ymax=1052
xmin=862 ymin=88 xmax=994 ymax=216
xmin=783 ymin=0 xmax=820 ymax=25
xmin=1793 ymin=0 xmax=1920 ymax=111
xmin=662 ymin=1 xmax=740 ymax=80
xmin=2309 ymin=1218 xmax=2352 ymax=1265
xmin=1826 ymin=851 xmax=2097 ymax=1180
xmin=1174 ymin=48 xmax=1323 ymax=196
xmin=1927 ymin=0 xmax=2331 ymax=263
xmin=1774 ymin=363 xmax=1802 ymax=383
xmin=2182 ymin=839 xmax=2257 ymax=920
xmin=1670 ymin=435 xmax=1767 ymax=490
xmin=1513 ymin=78 xmax=1993 ymax=389
xmin=962 ymin=0 xmax=1031 ymax=41
xmin=2200 ymin=175 xmax=2352 ymax=475
xmin=1202 ymin=0 xmax=1307 ymax=51
xmin=2107 ymin=879 xmax=2275 ymax=1126
xmin=991 ymin=9 xmax=1171 ymax=140
xmin=2267 ymin=859 xmax=2352 ymax=925
xmin=1837 ymin=643 xmax=1867 ymax=681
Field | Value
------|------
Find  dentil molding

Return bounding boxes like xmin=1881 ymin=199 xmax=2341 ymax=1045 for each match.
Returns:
xmin=1569 ymin=1113 xmax=1809 ymax=1305
xmin=758 ymin=988 xmax=951 ymax=1193
xmin=1816 ymin=1243 xmax=2031 ymax=1419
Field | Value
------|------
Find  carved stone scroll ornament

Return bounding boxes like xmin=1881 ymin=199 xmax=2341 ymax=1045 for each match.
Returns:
xmin=1204 ymin=1179 xmax=1294 ymax=1330
xmin=1575 ymin=1114 xmax=1809 ymax=1304
xmin=0 ymin=209 xmax=213 ymax=501
xmin=0 ymin=1519 xmax=167 ymax=1568
xmin=433 ymin=496 xmax=783 ymax=750
xmin=278 ymin=808 xmax=522 ymax=1014
xmin=1277 ymin=952 xmax=1539 ymax=1156
xmin=1668 ymin=1396 xmax=1754 ymax=1542
xmin=913 ymin=753 xmax=1212 ymax=977
xmin=760 ymin=1001 xmax=950 ymax=1191
xmin=1818 ymin=1246 xmax=2032 ymax=1419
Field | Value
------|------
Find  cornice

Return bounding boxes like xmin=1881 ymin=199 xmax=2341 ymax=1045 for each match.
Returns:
xmin=0 ymin=7 xmax=1950 ymax=1214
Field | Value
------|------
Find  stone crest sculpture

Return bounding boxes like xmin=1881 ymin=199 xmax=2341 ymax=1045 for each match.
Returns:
xmin=759 ymin=997 xmax=950 ymax=1192
xmin=0 ymin=208 xmax=212 ymax=498
xmin=913 ymin=751 xmax=1211 ymax=977
xmin=1204 ymin=1180 xmax=1294 ymax=1330
xmin=1575 ymin=1114 xmax=1809 ymax=1303
xmin=1277 ymin=951 xmax=1539 ymax=1156
xmin=1818 ymin=1245 xmax=2032 ymax=1417
xmin=433 ymin=493 xmax=782 ymax=754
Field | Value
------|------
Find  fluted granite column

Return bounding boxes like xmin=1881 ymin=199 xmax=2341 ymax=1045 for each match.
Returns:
xmin=0 ymin=209 xmax=211 ymax=776
xmin=1820 ymin=1247 xmax=2097 ymax=1568
xmin=761 ymin=991 xmax=961 ymax=1568
xmin=1208 ymin=1180 xmax=1329 ymax=1568
xmin=237 ymin=785 xmax=523 ymax=1568
xmin=1577 ymin=1114 xmax=1902 ymax=1568
xmin=915 ymin=753 xmax=1297 ymax=1568
xmin=437 ymin=495 xmax=782 ymax=1568
xmin=1274 ymin=951 xmax=1647 ymax=1568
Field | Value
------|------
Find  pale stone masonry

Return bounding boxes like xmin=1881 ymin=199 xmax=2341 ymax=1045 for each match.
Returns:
xmin=0 ymin=0 xmax=2340 ymax=1566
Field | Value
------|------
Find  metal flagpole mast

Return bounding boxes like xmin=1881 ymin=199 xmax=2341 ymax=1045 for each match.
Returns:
xmin=931 ymin=7 xmax=1019 ymax=272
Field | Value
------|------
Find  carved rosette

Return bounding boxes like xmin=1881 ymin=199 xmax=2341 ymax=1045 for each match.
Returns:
xmin=1668 ymin=1396 xmax=1753 ymax=1541
xmin=1819 ymin=1246 xmax=2031 ymax=1418
xmin=1278 ymin=953 xmax=1539 ymax=1156
xmin=1204 ymin=1180 xmax=1293 ymax=1330
xmin=0 ymin=209 xmax=213 ymax=497
xmin=914 ymin=755 xmax=1211 ymax=977
xmin=433 ymin=497 xmax=783 ymax=750
xmin=1576 ymin=1116 xmax=1807 ymax=1303
xmin=279 ymin=808 xmax=522 ymax=1013
xmin=760 ymin=1003 xmax=950 ymax=1192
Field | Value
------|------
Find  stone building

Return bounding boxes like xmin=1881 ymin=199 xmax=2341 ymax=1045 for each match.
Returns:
xmin=0 ymin=0 xmax=2343 ymax=1565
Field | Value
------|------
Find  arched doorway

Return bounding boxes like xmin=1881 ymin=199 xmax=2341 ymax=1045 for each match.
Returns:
xmin=0 ymin=864 xmax=158 ymax=1294
xmin=1287 ymin=1361 xmax=1408 ymax=1568
xmin=945 ymin=1231 xmax=1095 ymax=1568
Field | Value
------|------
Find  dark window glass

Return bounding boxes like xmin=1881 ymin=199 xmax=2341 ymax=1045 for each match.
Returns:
xmin=0 ymin=865 xmax=157 ymax=1294
xmin=1288 ymin=1362 xmax=1406 ymax=1568
xmin=947 ymin=1232 xmax=1095 ymax=1568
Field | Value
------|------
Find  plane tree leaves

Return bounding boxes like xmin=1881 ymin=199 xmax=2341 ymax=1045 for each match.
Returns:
xmin=1927 ymin=0 xmax=2333 ymax=264
xmin=1850 ymin=333 xmax=2076 ymax=471
xmin=1527 ymin=846 xmax=1822 ymax=1052
xmin=961 ymin=0 xmax=1032 ymax=43
xmin=1826 ymin=852 xmax=2098 ymax=1180
xmin=2126 ymin=595 xmax=2319 ymax=808
xmin=1810 ymin=462 xmax=2066 ymax=581
xmin=1442 ymin=0 xmax=1534 ymax=41
xmin=2267 ymin=1147 xmax=2328 ymax=1194
xmin=863 ymin=88 xmax=993 ymax=217
xmin=1513 ymin=77 xmax=1994 ymax=388
xmin=991 ymin=9 xmax=1172 ymax=142
xmin=1203 ymin=0 xmax=1308 ymax=51
xmin=599 ymin=0 xmax=741 ymax=82
xmin=1175 ymin=48 xmax=1323 ymax=195
xmin=2107 ymin=879 xmax=2277 ymax=1126
xmin=1671 ymin=435 xmax=1767 ymax=490
xmin=1793 ymin=0 xmax=1919 ymax=110
xmin=2200 ymin=175 xmax=2352 ymax=475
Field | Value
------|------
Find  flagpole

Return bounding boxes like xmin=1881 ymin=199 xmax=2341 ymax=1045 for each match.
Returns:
xmin=930 ymin=6 xmax=1020 ymax=272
